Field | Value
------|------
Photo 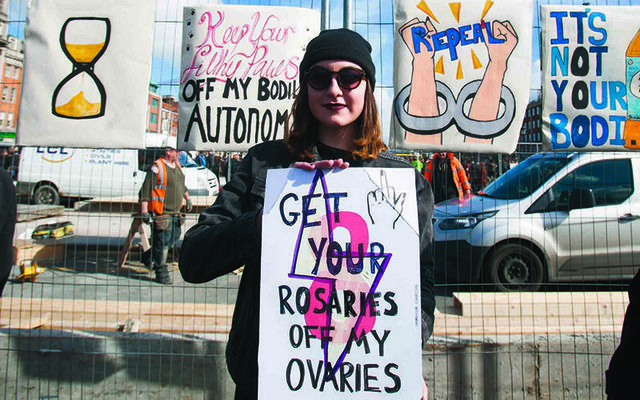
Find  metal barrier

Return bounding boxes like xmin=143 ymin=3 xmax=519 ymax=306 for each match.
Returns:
xmin=1 ymin=0 xmax=638 ymax=398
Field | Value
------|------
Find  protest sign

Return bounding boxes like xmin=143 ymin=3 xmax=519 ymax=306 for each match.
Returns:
xmin=392 ymin=0 xmax=532 ymax=153
xmin=541 ymin=5 xmax=640 ymax=151
xmin=259 ymin=168 xmax=422 ymax=399
xmin=17 ymin=0 xmax=153 ymax=148
xmin=178 ymin=5 xmax=319 ymax=151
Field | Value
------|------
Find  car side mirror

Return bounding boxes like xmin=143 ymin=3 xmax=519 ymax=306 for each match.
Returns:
xmin=568 ymin=188 xmax=596 ymax=210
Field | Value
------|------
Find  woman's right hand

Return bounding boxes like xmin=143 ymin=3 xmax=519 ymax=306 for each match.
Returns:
xmin=291 ymin=159 xmax=350 ymax=170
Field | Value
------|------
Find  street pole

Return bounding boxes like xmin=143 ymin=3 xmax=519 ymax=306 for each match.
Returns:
xmin=321 ymin=0 xmax=329 ymax=30
xmin=343 ymin=0 xmax=352 ymax=29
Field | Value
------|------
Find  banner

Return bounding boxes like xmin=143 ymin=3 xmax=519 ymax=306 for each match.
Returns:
xmin=259 ymin=168 xmax=422 ymax=399
xmin=392 ymin=0 xmax=532 ymax=153
xmin=178 ymin=5 xmax=319 ymax=152
xmin=541 ymin=5 xmax=640 ymax=151
xmin=17 ymin=0 xmax=153 ymax=148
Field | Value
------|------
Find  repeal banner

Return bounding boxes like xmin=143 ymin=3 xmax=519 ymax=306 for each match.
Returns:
xmin=178 ymin=5 xmax=319 ymax=151
xmin=259 ymin=168 xmax=422 ymax=399
xmin=541 ymin=5 xmax=640 ymax=151
xmin=392 ymin=0 xmax=532 ymax=153
xmin=17 ymin=0 xmax=153 ymax=148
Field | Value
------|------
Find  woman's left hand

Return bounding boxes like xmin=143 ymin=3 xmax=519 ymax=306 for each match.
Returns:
xmin=291 ymin=159 xmax=349 ymax=170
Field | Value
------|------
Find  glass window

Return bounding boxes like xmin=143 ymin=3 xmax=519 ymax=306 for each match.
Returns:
xmin=538 ymin=159 xmax=633 ymax=212
xmin=10 ymin=88 xmax=15 ymax=103
xmin=482 ymin=154 xmax=571 ymax=200
xmin=2 ymin=86 xmax=7 ymax=102
xmin=5 ymin=65 xmax=10 ymax=78
xmin=152 ymin=98 xmax=159 ymax=108
xmin=7 ymin=112 xmax=13 ymax=127
xmin=0 ymin=112 xmax=5 ymax=127
xmin=151 ymin=113 xmax=157 ymax=124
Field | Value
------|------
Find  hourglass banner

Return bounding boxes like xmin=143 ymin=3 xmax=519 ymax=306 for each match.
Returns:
xmin=178 ymin=5 xmax=320 ymax=152
xmin=541 ymin=5 xmax=640 ymax=151
xmin=391 ymin=0 xmax=533 ymax=154
xmin=259 ymin=168 xmax=422 ymax=399
xmin=17 ymin=0 xmax=154 ymax=148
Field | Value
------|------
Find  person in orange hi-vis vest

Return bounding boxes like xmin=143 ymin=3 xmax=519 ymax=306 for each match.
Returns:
xmin=139 ymin=146 xmax=192 ymax=284
xmin=424 ymin=152 xmax=471 ymax=204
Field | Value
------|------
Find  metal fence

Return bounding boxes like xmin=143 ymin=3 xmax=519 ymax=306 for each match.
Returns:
xmin=1 ymin=0 xmax=639 ymax=398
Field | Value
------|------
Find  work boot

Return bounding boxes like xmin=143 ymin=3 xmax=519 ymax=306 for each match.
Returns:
xmin=154 ymin=265 xmax=173 ymax=285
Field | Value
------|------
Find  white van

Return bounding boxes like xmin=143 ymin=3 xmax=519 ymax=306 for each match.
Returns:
xmin=433 ymin=152 xmax=640 ymax=292
xmin=16 ymin=147 xmax=219 ymax=205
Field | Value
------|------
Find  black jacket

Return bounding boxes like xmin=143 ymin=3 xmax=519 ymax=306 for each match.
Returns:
xmin=179 ymin=140 xmax=436 ymax=393
xmin=606 ymin=270 xmax=640 ymax=399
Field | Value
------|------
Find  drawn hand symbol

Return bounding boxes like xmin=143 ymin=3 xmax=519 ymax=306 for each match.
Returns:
xmin=399 ymin=17 xmax=437 ymax=64
xmin=482 ymin=20 xmax=518 ymax=67
xmin=366 ymin=170 xmax=406 ymax=229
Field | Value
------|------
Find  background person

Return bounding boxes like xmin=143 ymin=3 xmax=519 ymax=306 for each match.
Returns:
xmin=140 ymin=146 xmax=192 ymax=284
xmin=229 ymin=152 xmax=242 ymax=178
xmin=206 ymin=151 xmax=220 ymax=179
xmin=411 ymin=154 xmax=423 ymax=172
xmin=195 ymin=151 xmax=207 ymax=168
xmin=424 ymin=152 xmax=471 ymax=203
xmin=179 ymin=28 xmax=435 ymax=400
xmin=606 ymin=271 xmax=640 ymax=399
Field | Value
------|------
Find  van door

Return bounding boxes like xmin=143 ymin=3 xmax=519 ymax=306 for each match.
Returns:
xmin=544 ymin=158 xmax=638 ymax=280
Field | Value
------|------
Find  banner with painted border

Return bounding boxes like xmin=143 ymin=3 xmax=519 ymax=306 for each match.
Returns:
xmin=392 ymin=0 xmax=532 ymax=153
xmin=259 ymin=168 xmax=422 ymax=398
xmin=178 ymin=5 xmax=320 ymax=152
xmin=17 ymin=0 xmax=153 ymax=148
xmin=541 ymin=5 xmax=640 ymax=151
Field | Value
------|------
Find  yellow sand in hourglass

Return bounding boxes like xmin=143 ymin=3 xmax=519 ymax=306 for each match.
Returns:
xmin=54 ymin=42 xmax=105 ymax=117
xmin=66 ymin=42 xmax=105 ymax=63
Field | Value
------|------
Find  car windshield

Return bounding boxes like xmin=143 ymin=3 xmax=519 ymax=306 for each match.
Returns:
xmin=137 ymin=149 xmax=198 ymax=171
xmin=178 ymin=151 xmax=198 ymax=167
xmin=481 ymin=154 xmax=571 ymax=200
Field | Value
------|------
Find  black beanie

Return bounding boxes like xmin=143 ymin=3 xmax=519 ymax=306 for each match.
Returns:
xmin=299 ymin=28 xmax=376 ymax=90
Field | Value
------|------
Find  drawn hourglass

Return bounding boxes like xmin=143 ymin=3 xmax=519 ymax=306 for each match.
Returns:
xmin=52 ymin=17 xmax=111 ymax=119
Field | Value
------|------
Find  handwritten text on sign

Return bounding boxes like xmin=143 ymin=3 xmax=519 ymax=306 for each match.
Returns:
xmin=542 ymin=5 xmax=640 ymax=150
xmin=259 ymin=168 xmax=422 ymax=399
xmin=178 ymin=6 xmax=319 ymax=151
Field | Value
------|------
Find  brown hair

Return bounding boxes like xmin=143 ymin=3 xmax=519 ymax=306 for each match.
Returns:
xmin=286 ymin=80 xmax=387 ymax=161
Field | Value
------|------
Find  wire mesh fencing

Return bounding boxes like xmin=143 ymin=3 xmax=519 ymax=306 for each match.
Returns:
xmin=1 ymin=0 xmax=639 ymax=398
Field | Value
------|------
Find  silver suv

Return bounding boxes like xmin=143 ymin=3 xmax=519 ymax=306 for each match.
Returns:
xmin=433 ymin=152 xmax=640 ymax=291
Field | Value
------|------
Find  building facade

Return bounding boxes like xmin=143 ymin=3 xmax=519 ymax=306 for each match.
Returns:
xmin=0 ymin=0 xmax=22 ymax=145
xmin=147 ymin=82 xmax=178 ymax=138
xmin=517 ymin=100 xmax=543 ymax=155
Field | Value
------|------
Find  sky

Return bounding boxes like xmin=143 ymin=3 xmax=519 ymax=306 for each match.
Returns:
xmin=7 ymin=0 xmax=640 ymax=142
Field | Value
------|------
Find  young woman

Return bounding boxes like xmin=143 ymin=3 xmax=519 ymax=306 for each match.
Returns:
xmin=179 ymin=28 xmax=435 ymax=400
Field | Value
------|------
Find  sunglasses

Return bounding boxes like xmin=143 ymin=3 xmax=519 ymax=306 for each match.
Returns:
xmin=305 ymin=66 xmax=366 ymax=91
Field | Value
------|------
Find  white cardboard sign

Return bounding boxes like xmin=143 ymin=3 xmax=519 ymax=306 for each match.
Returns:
xmin=541 ymin=5 xmax=640 ymax=151
xmin=17 ymin=0 xmax=153 ymax=148
xmin=392 ymin=0 xmax=533 ymax=153
xmin=178 ymin=5 xmax=320 ymax=151
xmin=259 ymin=168 xmax=422 ymax=399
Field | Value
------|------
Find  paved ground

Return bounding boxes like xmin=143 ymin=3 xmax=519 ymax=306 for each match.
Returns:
xmin=7 ymin=205 xmax=241 ymax=305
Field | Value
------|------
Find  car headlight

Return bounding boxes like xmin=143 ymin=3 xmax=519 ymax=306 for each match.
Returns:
xmin=437 ymin=211 xmax=498 ymax=231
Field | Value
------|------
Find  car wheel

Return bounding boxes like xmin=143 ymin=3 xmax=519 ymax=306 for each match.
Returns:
xmin=34 ymin=184 xmax=60 ymax=206
xmin=486 ymin=244 xmax=544 ymax=292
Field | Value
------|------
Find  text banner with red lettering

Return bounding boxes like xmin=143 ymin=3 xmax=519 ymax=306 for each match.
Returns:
xmin=178 ymin=5 xmax=319 ymax=152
